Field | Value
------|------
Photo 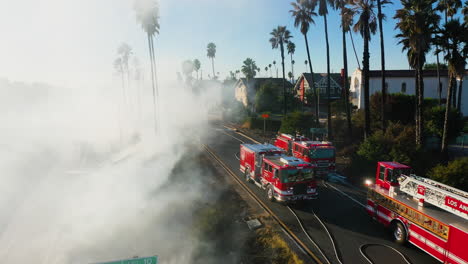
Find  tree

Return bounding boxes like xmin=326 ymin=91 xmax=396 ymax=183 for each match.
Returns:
xmin=287 ymin=41 xmax=296 ymax=83
xmin=428 ymin=157 xmax=468 ymax=191
xmin=273 ymin=60 xmax=278 ymax=77
xmin=269 ymin=26 xmax=292 ymax=115
xmin=134 ymin=0 xmax=160 ymax=134
xmin=288 ymin=71 xmax=294 ymax=83
xmin=350 ymin=0 xmax=378 ymax=139
xmin=241 ymin=58 xmax=258 ymax=80
xmin=207 ymin=42 xmax=217 ymax=79
xmin=314 ymin=0 xmax=334 ymax=139
xmin=290 ymin=0 xmax=319 ymax=124
xmin=333 ymin=1 xmax=354 ymax=138
xmin=264 ymin=66 xmax=268 ymax=77
xmin=193 ymin=59 xmax=201 ymax=80
xmin=269 ymin=63 xmax=272 ymax=77
xmin=375 ymin=0 xmax=391 ymax=130
xmin=256 ymin=81 xmax=282 ymax=113
xmin=435 ymin=19 xmax=468 ymax=155
xmin=395 ymin=0 xmax=440 ymax=147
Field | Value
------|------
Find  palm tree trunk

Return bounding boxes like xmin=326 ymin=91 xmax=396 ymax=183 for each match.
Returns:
xmin=349 ymin=31 xmax=361 ymax=69
xmin=304 ymin=33 xmax=319 ymax=125
xmin=457 ymin=76 xmax=463 ymax=111
xmin=417 ymin=65 xmax=425 ymax=146
xmin=290 ymin=53 xmax=294 ymax=83
xmin=147 ymin=33 xmax=157 ymax=134
xmin=280 ymin=43 xmax=287 ymax=115
xmin=441 ymin=73 xmax=454 ymax=156
xmin=363 ymin=24 xmax=371 ymax=139
xmin=324 ymin=15 xmax=332 ymax=139
xmin=415 ymin=70 xmax=420 ymax=145
xmin=436 ymin=45 xmax=442 ymax=105
xmin=211 ymin=58 xmax=215 ymax=79
xmin=342 ymin=27 xmax=352 ymax=138
xmin=452 ymin=78 xmax=458 ymax=107
xmin=377 ymin=0 xmax=386 ymax=131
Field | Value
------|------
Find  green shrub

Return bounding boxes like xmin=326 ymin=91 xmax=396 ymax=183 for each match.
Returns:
xmin=255 ymin=81 xmax=282 ymax=113
xmin=279 ymin=111 xmax=317 ymax=135
xmin=243 ymin=116 xmax=282 ymax=131
xmin=425 ymin=106 xmax=464 ymax=139
xmin=428 ymin=157 xmax=468 ymax=191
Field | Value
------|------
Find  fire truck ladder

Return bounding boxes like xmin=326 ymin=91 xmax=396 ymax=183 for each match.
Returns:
xmin=398 ymin=174 xmax=468 ymax=220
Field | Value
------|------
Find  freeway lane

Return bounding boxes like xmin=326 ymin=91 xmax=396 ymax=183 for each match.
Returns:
xmin=203 ymin=123 xmax=438 ymax=264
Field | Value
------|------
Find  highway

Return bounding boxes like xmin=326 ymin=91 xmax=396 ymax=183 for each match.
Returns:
xmin=203 ymin=122 xmax=439 ymax=264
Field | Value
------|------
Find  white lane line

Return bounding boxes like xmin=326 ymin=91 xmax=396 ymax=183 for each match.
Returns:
xmin=218 ymin=130 xmax=245 ymax=143
xmin=324 ymin=182 xmax=366 ymax=208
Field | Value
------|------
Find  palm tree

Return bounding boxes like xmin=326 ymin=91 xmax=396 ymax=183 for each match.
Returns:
xmin=435 ymin=19 xmax=467 ymax=155
xmin=395 ymin=0 xmax=440 ymax=146
xmin=241 ymin=58 xmax=258 ymax=80
xmin=193 ymin=59 xmax=201 ymax=80
xmin=269 ymin=63 xmax=272 ymax=77
xmin=207 ymin=42 xmax=217 ymax=79
xmin=264 ymin=66 xmax=268 ymax=77
xmin=270 ymin=26 xmax=293 ymax=115
xmin=350 ymin=0 xmax=378 ymax=139
xmin=134 ymin=0 xmax=160 ymax=134
xmin=375 ymin=0 xmax=391 ymax=130
xmin=333 ymin=1 xmax=354 ymax=137
xmin=273 ymin=60 xmax=278 ymax=77
xmin=288 ymin=71 xmax=294 ymax=83
xmin=287 ymin=41 xmax=296 ymax=82
xmin=314 ymin=0 xmax=334 ymax=139
xmin=290 ymin=0 xmax=319 ymax=124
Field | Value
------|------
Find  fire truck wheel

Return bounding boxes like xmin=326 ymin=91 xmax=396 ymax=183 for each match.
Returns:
xmin=392 ymin=222 xmax=407 ymax=244
xmin=267 ymin=186 xmax=276 ymax=202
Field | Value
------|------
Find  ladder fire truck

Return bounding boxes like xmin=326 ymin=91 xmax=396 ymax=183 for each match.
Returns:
xmin=274 ymin=133 xmax=336 ymax=176
xmin=239 ymin=143 xmax=318 ymax=202
xmin=366 ymin=161 xmax=468 ymax=264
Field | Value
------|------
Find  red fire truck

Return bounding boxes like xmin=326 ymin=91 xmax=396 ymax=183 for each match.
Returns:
xmin=366 ymin=161 xmax=468 ymax=264
xmin=239 ymin=143 xmax=318 ymax=202
xmin=274 ymin=134 xmax=335 ymax=176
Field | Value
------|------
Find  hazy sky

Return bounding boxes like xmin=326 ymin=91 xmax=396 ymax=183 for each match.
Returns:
xmin=0 ymin=0 xmax=444 ymax=89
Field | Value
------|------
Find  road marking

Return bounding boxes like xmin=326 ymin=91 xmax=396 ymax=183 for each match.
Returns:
xmin=218 ymin=129 xmax=245 ymax=143
xmin=324 ymin=182 xmax=366 ymax=208
xmin=223 ymin=125 xmax=261 ymax=144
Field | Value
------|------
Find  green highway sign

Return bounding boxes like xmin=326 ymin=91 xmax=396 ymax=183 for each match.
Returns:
xmin=94 ymin=256 xmax=158 ymax=264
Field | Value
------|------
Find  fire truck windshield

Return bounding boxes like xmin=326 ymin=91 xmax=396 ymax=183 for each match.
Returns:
xmin=310 ymin=148 xmax=335 ymax=159
xmin=280 ymin=168 xmax=314 ymax=183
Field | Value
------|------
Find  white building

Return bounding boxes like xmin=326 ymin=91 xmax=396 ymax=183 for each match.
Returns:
xmin=349 ymin=68 xmax=468 ymax=116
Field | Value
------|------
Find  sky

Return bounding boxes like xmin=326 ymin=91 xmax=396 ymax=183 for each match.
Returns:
xmin=0 ymin=0 xmax=448 ymax=89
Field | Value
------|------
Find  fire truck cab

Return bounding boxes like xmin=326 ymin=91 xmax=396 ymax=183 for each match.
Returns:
xmin=366 ymin=161 xmax=468 ymax=264
xmin=290 ymin=141 xmax=336 ymax=176
xmin=240 ymin=143 xmax=318 ymax=202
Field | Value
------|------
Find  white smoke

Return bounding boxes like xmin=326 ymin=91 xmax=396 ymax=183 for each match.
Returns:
xmin=0 ymin=75 xmax=223 ymax=264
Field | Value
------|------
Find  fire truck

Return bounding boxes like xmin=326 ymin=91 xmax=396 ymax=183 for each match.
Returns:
xmin=366 ymin=161 xmax=468 ymax=264
xmin=239 ymin=143 xmax=318 ymax=202
xmin=274 ymin=133 xmax=336 ymax=176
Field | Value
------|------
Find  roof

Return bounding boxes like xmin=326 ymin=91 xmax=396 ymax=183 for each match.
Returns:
xmin=266 ymin=155 xmax=312 ymax=168
xmin=242 ymin=143 xmax=284 ymax=154
xmin=366 ymin=69 xmax=468 ymax=78
xmin=296 ymin=141 xmax=334 ymax=148
xmin=236 ymin=77 xmax=293 ymax=90
xmin=301 ymin=72 xmax=343 ymax=88
xmin=379 ymin=161 xmax=411 ymax=169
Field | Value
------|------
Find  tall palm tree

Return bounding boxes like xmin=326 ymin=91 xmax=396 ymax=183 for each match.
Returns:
xmin=350 ymin=0 xmax=378 ymax=139
xmin=435 ymin=19 xmax=467 ymax=155
xmin=270 ymin=26 xmax=293 ymax=115
xmin=395 ymin=0 xmax=440 ymax=147
xmin=376 ymin=0 xmax=391 ymax=130
xmin=134 ymin=0 xmax=160 ymax=134
xmin=287 ymin=41 xmax=296 ymax=83
xmin=314 ymin=0 xmax=334 ymax=139
xmin=269 ymin=63 xmax=272 ymax=77
xmin=193 ymin=59 xmax=201 ymax=80
xmin=207 ymin=42 xmax=217 ymax=79
xmin=273 ymin=60 xmax=278 ymax=77
xmin=333 ymin=1 xmax=354 ymax=137
xmin=290 ymin=0 xmax=319 ymax=124
xmin=241 ymin=58 xmax=258 ymax=80
xmin=264 ymin=66 xmax=268 ymax=77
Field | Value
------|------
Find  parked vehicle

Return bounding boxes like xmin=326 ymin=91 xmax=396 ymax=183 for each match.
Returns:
xmin=240 ymin=143 xmax=318 ymax=202
xmin=366 ymin=161 xmax=468 ymax=264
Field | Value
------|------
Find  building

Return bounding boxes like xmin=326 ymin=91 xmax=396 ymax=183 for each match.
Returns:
xmin=234 ymin=78 xmax=293 ymax=110
xmin=294 ymin=72 xmax=343 ymax=103
xmin=349 ymin=68 xmax=468 ymax=115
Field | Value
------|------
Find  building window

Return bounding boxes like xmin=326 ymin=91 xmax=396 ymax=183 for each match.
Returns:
xmin=401 ymin=82 xmax=407 ymax=93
